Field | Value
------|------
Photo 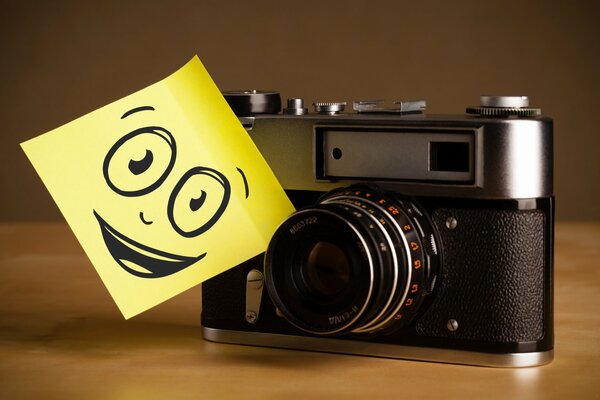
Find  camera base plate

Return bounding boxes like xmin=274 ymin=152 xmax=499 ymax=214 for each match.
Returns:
xmin=202 ymin=326 xmax=553 ymax=368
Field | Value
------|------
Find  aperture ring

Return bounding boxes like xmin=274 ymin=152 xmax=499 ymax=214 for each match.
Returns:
xmin=321 ymin=187 xmax=433 ymax=331
xmin=323 ymin=199 xmax=403 ymax=333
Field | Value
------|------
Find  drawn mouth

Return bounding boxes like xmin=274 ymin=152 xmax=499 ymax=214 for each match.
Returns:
xmin=93 ymin=210 xmax=206 ymax=278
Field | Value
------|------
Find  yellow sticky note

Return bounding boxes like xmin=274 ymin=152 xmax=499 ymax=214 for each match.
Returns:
xmin=21 ymin=56 xmax=295 ymax=318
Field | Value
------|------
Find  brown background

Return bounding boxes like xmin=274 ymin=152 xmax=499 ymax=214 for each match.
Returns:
xmin=1 ymin=0 xmax=598 ymax=221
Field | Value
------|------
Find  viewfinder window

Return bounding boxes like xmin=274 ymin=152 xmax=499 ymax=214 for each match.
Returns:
xmin=430 ymin=142 xmax=470 ymax=172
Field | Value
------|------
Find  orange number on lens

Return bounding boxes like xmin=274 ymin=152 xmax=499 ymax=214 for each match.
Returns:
xmin=414 ymin=260 xmax=421 ymax=269
xmin=411 ymin=284 xmax=419 ymax=293
xmin=410 ymin=242 xmax=419 ymax=251
xmin=403 ymin=224 xmax=412 ymax=231
xmin=405 ymin=298 xmax=413 ymax=306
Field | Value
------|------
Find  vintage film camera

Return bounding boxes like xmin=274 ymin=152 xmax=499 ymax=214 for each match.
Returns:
xmin=202 ymin=92 xmax=554 ymax=367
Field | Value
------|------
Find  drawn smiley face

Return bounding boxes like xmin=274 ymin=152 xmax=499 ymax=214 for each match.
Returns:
xmin=94 ymin=105 xmax=245 ymax=279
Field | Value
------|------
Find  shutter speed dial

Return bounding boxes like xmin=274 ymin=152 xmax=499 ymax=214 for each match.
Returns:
xmin=313 ymin=102 xmax=347 ymax=115
xmin=466 ymin=95 xmax=541 ymax=117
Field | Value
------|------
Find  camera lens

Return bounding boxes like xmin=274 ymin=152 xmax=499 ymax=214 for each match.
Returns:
xmin=303 ymin=241 xmax=351 ymax=297
xmin=266 ymin=208 xmax=376 ymax=334
xmin=265 ymin=185 xmax=439 ymax=336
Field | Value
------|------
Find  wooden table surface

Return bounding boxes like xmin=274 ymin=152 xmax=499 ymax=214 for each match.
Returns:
xmin=1 ymin=222 xmax=599 ymax=399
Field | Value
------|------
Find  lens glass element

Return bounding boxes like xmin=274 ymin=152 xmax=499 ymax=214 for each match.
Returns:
xmin=303 ymin=241 xmax=351 ymax=297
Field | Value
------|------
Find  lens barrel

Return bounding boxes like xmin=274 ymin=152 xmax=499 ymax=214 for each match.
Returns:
xmin=265 ymin=185 xmax=439 ymax=336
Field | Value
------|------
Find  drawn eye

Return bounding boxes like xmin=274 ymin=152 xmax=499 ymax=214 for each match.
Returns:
xmin=168 ymin=167 xmax=231 ymax=238
xmin=104 ymin=127 xmax=176 ymax=196
xmin=189 ymin=190 xmax=207 ymax=211
xmin=128 ymin=149 xmax=154 ymax=175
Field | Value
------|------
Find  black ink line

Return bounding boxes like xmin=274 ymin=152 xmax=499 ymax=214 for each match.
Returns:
xmin=103 ymin=126 xmax=176 ymax=197
xmin=121 ymin=106 xmax=155 ymax=119
xmin=237 ymin=167 xmax=249 ymax=199
xmin=168 ymin=167 xmax=231 ymax=238
xmin=139 ymin=212 xmax=153 ymax=225
xmin=94 ymin=210 xmax=205 ymax=279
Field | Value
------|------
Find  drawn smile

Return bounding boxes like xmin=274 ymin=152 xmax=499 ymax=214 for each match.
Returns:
xmin=93 ymin=210 xmax=206 ymax=278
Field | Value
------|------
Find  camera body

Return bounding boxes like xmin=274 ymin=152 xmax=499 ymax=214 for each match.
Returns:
xmin=202 ymin=93 xmax=554 ymax=367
